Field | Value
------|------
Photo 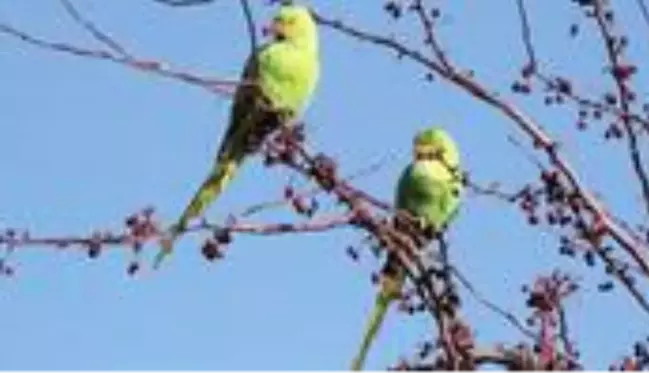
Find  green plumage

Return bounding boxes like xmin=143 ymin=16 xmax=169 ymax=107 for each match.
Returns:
xmin=155 ymin=4 xmax=320 ymax=268
xmin=396 ymin=128 xmax=462 ymax=229
xmin=351 ymin=127 xmax=462 ymax=370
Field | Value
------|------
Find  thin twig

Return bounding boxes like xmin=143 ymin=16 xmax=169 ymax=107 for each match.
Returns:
xmin=598 ymin=246 xmax=649 ymax=313
xmin=557 ymin=304 xmax=577 ymax=359
xmin=239 ymin=0 xmax=257 ymax=55
xmin=0 ymin=23 xmax=241 ymax=96
xmin=59 ymin=0 xmax=132 ymax=58
xmin=412 ymin=0 xmax=452 ymax=71
xmin=312 ymin=9 xmax=649 ymax=281
xmin=591 ymin=0 xmax=649 ymax=218
xmin=634 ymin=0 xmax=649 ymax=31
xmin=466 ymin=181 xmax=526 ymax=202
xmin=507 ymin=135 xmax=545 ymax=171
xmin=0 ymin=213 xmax=354 ymax=252
xmin=263 ymin=130 xmax=447 ymax=328
xmin=515 ymin=0 xmax=536 ymax=70
xmin=152 ymin=0 xmax=215 ymax=6
xmin=211 ymin=213 xmax=353 ymax=235
xmin=452 ymin=267 xmax=536 ymax=339
xmin=513 ymin=0 xmax=649 ymax=235
xmin=515 ymin=0 xmax=649 ymax=135
xmin=237 ymin=151 xmax=396 ymax=218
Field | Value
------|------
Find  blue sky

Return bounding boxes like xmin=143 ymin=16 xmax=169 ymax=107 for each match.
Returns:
xmin=1 ymin=0 xmax=648 ymax=369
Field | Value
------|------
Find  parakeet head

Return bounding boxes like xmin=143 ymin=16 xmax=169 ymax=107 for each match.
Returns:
xmin=413 ymin=127 xmax=460 ymax=167
xmin=268 ymin=4 xmax=318 ymax=51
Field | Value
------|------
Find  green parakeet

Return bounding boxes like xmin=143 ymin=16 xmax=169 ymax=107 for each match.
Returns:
xmin=350 ymin=127 xmax=462 ymax=370
xmin=155 ymin=4 xmax=320 ymax=267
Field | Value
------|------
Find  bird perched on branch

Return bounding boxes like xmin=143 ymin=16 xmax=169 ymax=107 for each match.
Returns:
xmin=350 ymin=127 xmax=463 ymax=370
xmin=155 ymin=3 xmax=320 ymax=268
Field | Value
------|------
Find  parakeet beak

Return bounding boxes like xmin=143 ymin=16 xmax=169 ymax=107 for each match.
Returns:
xmin=263 ymin=18 xmax=288 ymax=41
xmin=414 ymin=144 xmax=439 ymax=160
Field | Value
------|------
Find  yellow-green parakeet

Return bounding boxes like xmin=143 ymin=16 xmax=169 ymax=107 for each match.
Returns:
xmin=155 ymin=4 xmax=320 ymax=267
xmin=351 ymin=127 xmax=462 ymax=370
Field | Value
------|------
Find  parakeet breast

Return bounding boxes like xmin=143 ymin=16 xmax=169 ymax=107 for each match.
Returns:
xmin=396 ymin=160 xmax=461 ymax=229
xmin=258 ymin=43 xmax=319 ymax=117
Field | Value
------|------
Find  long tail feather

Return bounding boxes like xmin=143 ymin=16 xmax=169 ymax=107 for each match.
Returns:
xmin=154 ymin=156 xmax=243 ymax=269
xmin=177 ymin=158 xmax=241 ymax=227
xmin=350 ymin=295 xmax=392 ymax=371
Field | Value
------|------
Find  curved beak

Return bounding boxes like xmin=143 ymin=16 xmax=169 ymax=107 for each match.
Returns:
xmin=262 ymin=18 xmax=287 ymax=40
xmin=414 ymin=144 xmax=439 ymax=160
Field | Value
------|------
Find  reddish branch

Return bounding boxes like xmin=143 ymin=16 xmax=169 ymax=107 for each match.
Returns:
xmin=524 ymin=271 xmax=580 ymax=369
xmin=311 ymin=7 xmax=649 ymax=299
xmin=59 ymin=0 xmax=131 ymax=58
xmin=451 ymin=267 xmax=536 ymax=339
xmin=0 ymin=209 xmax=352 ymax=260
xmin=590 ymin=1 xmax=649 ymax=218
xmin=0 ymin=121 xmax=466 ymax=365
xmin=559 ymin=234 xmax=649 ymax=312
xmin=511 ymin=0 xmax=649 ymax=314
xmin=514 ymin=1 xmax=649 ymax=133
xmin=514 ymin=0 xmax=649 ymax=218
xmin=0 ymin=4 xmax=438 ymax=326
xmin=404 ymin=271 xmax=583 ymax=370
xmin=410 ymin=0 xmax=451 ymax=72
xmin=0 ymin=23 xmax=240 ymax=97
xmin=3 ymin=0 xmax=649 ymax=369
xmin=234 ymin=152 xmax=399 ymax=218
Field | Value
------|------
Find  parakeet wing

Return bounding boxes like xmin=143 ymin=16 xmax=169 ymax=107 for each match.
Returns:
xmin=215 ymin=44 xmax=273 ymax=161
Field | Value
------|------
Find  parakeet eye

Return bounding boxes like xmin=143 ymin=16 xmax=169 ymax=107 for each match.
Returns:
xmin=275 ymin=14 xmax=296 ymax=28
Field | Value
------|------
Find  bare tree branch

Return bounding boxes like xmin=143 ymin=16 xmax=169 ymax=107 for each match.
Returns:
xmin=515 ymin=0 xmax=536 ymax=70
xmin=634 ymin=0 xmax=649 ymax=32
xmin=312 ymin=9 xmax=649 ymax=283
xmin=59 ymin=0 xmax=131 ymax=58
xmin=590 ymin=0 xmax=649 ymax=218
xmin=152 ymin=0 xmax=216 ymax=6
xmin=0 ymin=211 xmax=352 ymax=255
xmin=411 ymin=0 xmax=452 ymax=72
xmin=239 ymin=0 xmax=257 ymax=55
xmin=0 ymin=22 xmax=241 ymax=96
xmin=451 ymin=266 xmax=536 ymax=339
xmin=3 ymin=1 xmax=649 ymax=369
